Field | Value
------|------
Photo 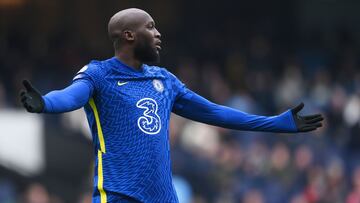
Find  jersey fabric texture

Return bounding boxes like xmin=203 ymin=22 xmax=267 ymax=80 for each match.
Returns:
xmin=76 ymin=57 xmax=185 ymax=202
xmin=93 ymin=192 xmax=140 ymax=203
xmin=41 ymin=57 xmax=297 ymax=203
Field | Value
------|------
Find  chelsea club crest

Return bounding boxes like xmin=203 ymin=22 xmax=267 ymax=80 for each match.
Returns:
xmin=152 ymin=79 xmax=164 ymax=93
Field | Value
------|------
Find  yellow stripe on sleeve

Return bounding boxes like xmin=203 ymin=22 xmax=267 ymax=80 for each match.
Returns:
xmin=97 ymin=150 xmax=107 ymax=203
xmin=89 ymin=98 xmax=106 ymax=153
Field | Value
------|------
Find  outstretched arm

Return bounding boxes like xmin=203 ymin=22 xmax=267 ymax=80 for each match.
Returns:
xmin=20 ymin=79 xmax=93 ymax=113
xmin=172 ymin=90 xmax=323 ymax=133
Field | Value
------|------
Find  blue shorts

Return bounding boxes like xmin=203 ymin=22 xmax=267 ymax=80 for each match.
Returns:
xmin=93 ymin=193 xmax=140 ymax=203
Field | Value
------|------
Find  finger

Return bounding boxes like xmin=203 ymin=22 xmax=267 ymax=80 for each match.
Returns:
xmin=22 ymin=80 xmax=34 ymax=92
xmin=292 ymin=102 xmax=304 ymax=114
xmin=305 ymin=122 xmax=322 ymax=129
xmin=21 ymin=96 xmax=28 ymax=103
xmin=304 ymin=114 xmax=322 ymax=120
xmin=27 ymin=105 xmax=33 ymax=112
xmin=312 ymin=122 xmax=322 ymax=128
xmin=306 ymin=117 xmax=324 ymax=124
xmin=300 ymin=126 xmax=317 ymax=132
xmin=20 ymin=94 xmax=27 ymax=102
xmin=20 ymin=90 xmax=26 ymax=97
xmin=21 ymin=93 xmax=32 ymax=101
xmin=23 ymin=102 xmax=33 ymax=112
xmin=23 ymin=102 xmax=29 ymax=110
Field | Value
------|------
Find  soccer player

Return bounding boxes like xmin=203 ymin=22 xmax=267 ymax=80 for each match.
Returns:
xmin=20 ymin=8 xmax=323 ymax=203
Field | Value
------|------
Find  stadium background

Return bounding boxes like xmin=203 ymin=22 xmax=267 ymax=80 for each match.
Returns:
xmin=0 ymin=0 xmax=360 ymax=202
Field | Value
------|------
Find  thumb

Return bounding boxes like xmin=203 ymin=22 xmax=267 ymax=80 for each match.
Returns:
xmin=291 ymin=102 xmax=304 ymax=114
xmin=22 ymin=80 xmax=34 ymax=92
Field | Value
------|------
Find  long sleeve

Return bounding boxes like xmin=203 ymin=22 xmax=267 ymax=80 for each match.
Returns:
xmin=172 ymin=90 xmax=297 ymax=133
xmin=42 ymin=79 xmax=94 ymax=113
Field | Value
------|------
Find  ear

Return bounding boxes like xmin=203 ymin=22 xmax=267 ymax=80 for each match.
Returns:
xmin=123 ymin=30 xmax=135 ymax=42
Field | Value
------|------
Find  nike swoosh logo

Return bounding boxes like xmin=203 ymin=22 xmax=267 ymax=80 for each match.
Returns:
xmin=117 ymin=81 xmax=128 ymax=86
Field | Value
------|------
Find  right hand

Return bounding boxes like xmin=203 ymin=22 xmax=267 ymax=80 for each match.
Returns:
xmin=291 ymin=102 xmax=323 ymax=132
xmin=20 ymin=80 xmax=44 ymax=113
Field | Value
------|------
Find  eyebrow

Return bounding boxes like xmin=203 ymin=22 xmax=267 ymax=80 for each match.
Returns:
xmin=147 ymin=21 xmax=155 ymax=26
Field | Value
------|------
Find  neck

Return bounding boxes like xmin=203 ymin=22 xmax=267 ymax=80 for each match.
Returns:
xmin=115 ymin=51 xmax=142 ymax=71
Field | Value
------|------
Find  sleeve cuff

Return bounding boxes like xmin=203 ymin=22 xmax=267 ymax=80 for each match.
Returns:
xmin=276 ymin=110 xmax=297 ymax=133
xmin=42 ymin=96 xmax=52 ymax=113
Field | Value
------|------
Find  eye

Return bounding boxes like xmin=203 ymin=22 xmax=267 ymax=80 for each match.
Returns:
xmin=148 ymin=23 xmax=155 ymax=29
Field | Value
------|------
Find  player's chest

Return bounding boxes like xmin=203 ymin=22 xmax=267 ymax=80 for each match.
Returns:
xmin=101 ymin=78 xmax=172 ymax=108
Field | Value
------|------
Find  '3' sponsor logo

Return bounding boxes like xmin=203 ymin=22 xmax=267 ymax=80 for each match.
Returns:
xmin=136 ymin=98 xmax=161 ymax=135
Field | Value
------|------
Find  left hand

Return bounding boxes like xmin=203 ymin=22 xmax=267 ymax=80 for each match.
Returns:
xmin=20 ymin=80 xmax=45 ymax=113
xmin=291 ymin=103 xmax=324 ymax=132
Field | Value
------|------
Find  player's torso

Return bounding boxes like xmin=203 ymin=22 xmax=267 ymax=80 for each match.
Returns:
xmin=92 ymin=66 xmax=173 ymax=154
xmin=85 ymin=61 xmax=178 ymax=202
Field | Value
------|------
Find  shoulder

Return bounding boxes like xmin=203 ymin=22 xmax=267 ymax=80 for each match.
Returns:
xmin=73 ymin=59 xmax=111 ymax=81
xmin=77 ymin=59 xmax=111 ymax=76
xmin=87 ymin=60 xmax=110 ymax=74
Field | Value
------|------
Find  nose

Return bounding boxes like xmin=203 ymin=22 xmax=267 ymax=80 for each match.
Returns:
xmin=155 ymin=28 xmax=161 ymax=38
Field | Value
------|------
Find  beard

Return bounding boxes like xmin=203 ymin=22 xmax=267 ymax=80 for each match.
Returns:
xmin=134 ymin=38 xmax=160 ymax=63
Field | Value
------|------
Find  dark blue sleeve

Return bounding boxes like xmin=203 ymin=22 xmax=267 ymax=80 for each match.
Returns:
xmin=42 ymin=79 xmax=93 ymax=113
xmin=172 ymin=90 xmax=297 ymax=133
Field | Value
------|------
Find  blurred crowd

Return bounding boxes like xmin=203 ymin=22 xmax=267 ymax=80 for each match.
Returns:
xmin=168 ymin=33 xmax=360 ymax=203
xmin=1 ymin=1 xmax=360 ymax=203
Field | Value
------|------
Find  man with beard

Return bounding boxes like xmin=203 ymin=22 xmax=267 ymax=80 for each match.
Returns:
xmin=20 ymin=8 xmax=323 ymax=203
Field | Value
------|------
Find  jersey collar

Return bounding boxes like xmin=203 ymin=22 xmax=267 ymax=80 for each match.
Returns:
xmin=108 ymin=57 xmax=165 ymax=79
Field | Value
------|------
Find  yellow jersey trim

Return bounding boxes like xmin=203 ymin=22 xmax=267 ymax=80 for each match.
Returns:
xmin=97 ymin=150 xmax=107 ymax=203
xmin=89 ymin=98 xmax=107 ymax=202
xmin=89 ymin=98 xmax=106 ymax=153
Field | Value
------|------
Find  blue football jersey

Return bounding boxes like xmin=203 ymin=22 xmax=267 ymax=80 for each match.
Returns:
xmin=75 ymin=57 xmax=187 ymax=202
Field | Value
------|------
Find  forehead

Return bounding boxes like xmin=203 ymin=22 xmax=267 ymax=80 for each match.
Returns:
xmin=136 ymin=12 xmax=155 ymax=26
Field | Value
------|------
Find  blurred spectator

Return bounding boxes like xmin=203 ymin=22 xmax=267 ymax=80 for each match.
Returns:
xmin=275 ymin=64 xmax=304 ymax=108
xmin=290 ymin=193 xmax=308 ymax=203
xmin=343 ymin=94 xmax=360 ymax=127
xmin=302 ymin=166 xmax=326 ymax=203
xmin=346 ymin=166 xmax=360 ymax=203
xmin=173 ymin=175 xmax=193 ymax=203
xmin=77 ymin=192 xmax=92 ymax=203
xmin=22 ymin=183 xmax=50 ymax=203
xmin=0 ymin=178 xmax=16 ymax=203
xmin=269 ymin=142 xmax=294 ymax=189
xmin=241 ymin=189 xmax=264 ymax=203
xmin=323 ymin=158 xmax=346 ymax=203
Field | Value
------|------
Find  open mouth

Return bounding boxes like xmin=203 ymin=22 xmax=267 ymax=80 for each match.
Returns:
xmin=155 ymin=41 xmax=162 ymax=51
